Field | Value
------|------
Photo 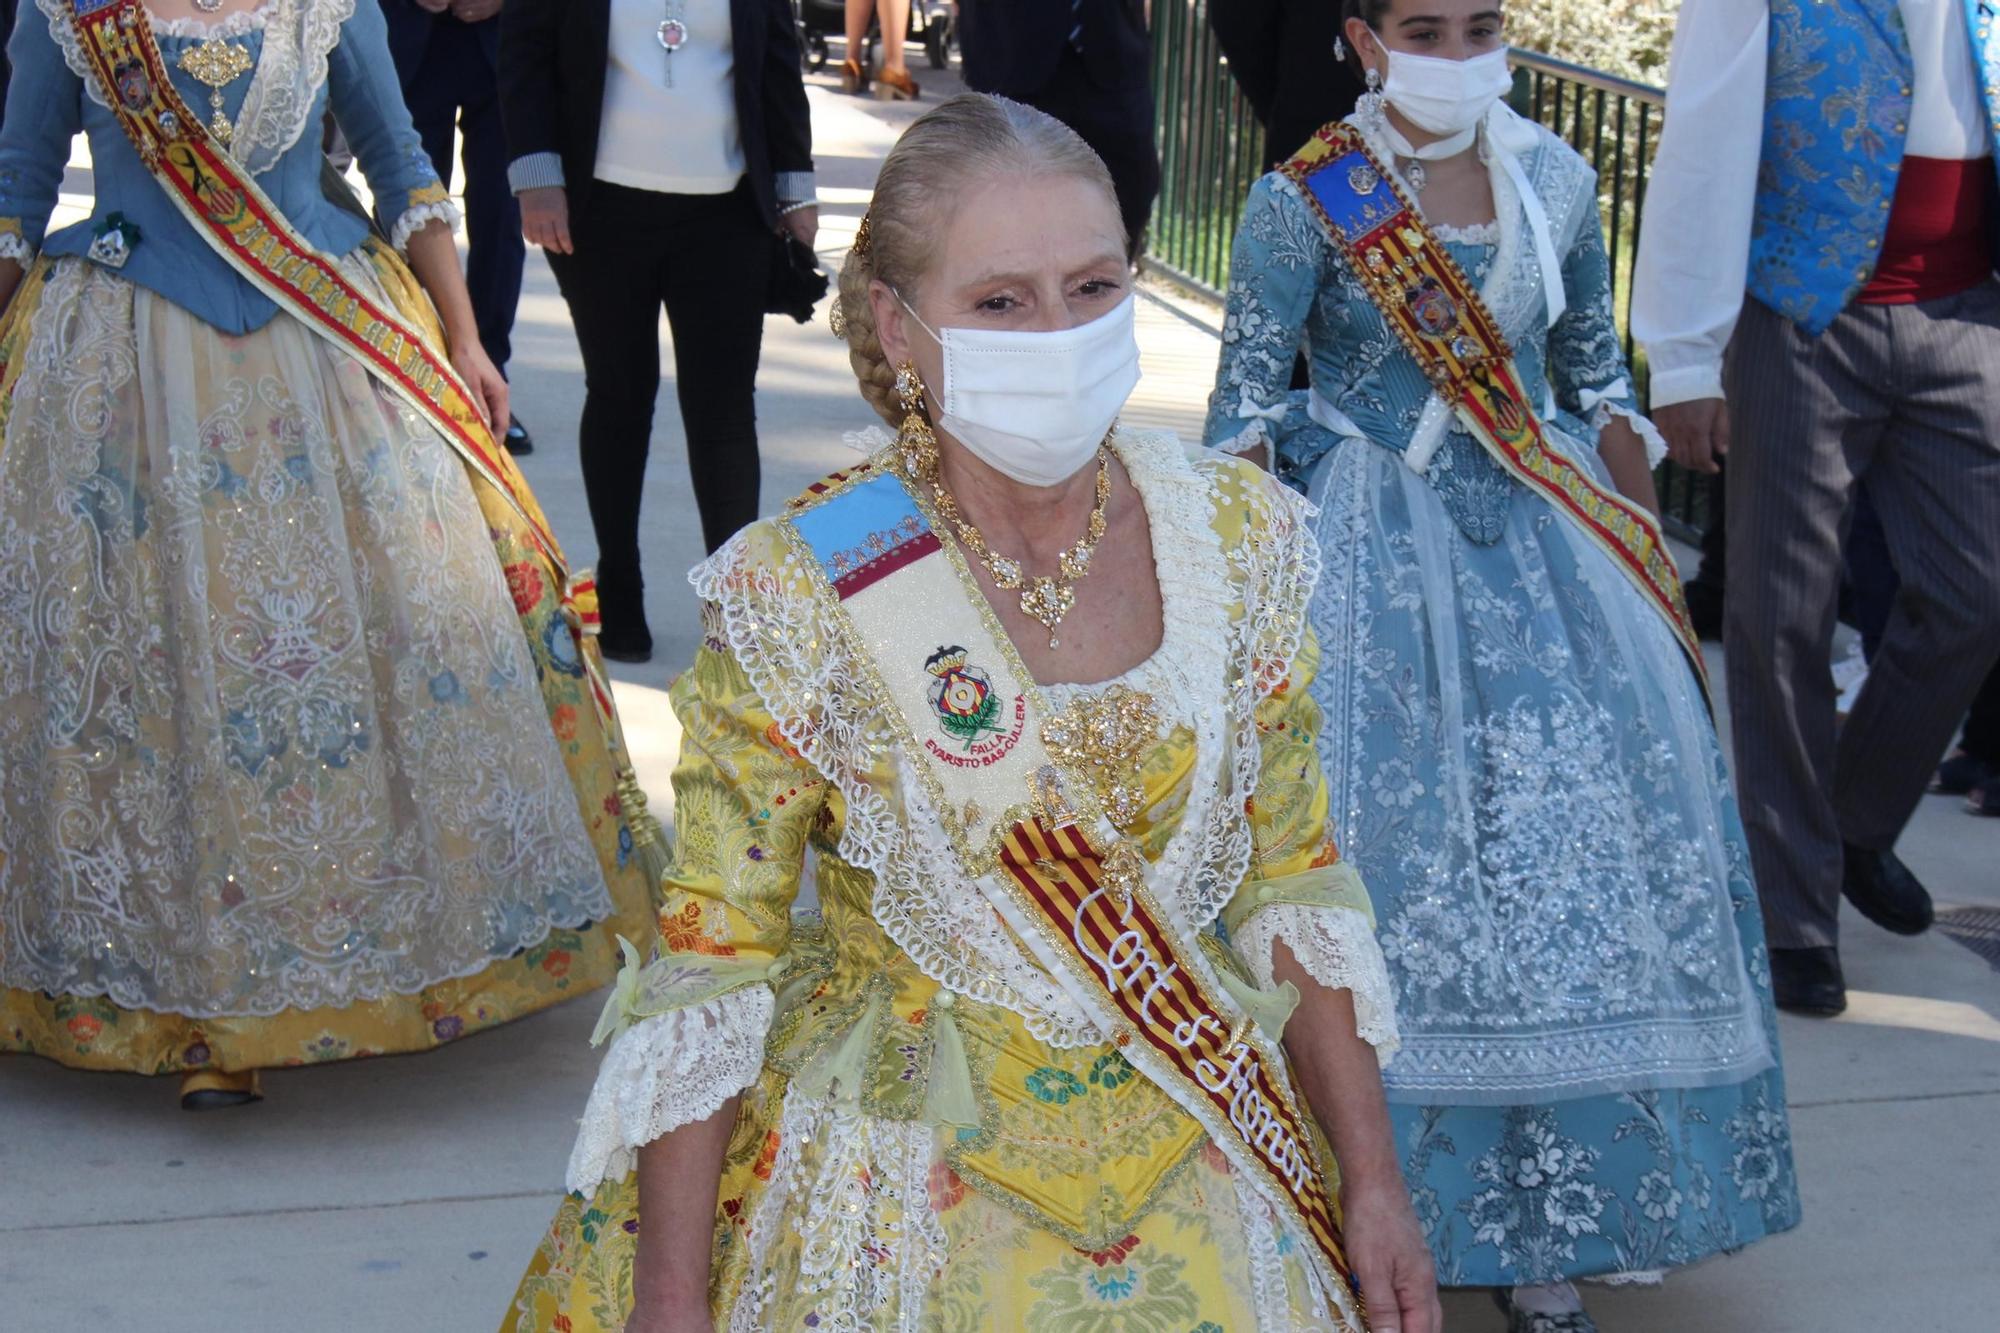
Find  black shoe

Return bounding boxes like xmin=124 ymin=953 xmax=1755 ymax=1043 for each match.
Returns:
xmin=1933 ymin=750 xmax=1997 ymax=796
xmin=1969 ymin=783 xmax=2000 ymax=818
xmin=1770 ymin=946 xmax=1847 ymax=1017
xmin=597 ymin=616 xmax=653 ymax=664
xmin=504 ymin=415 xmax=534 ymax=457
xmin=1685 ymin=580 xmax=1724 ymax=643
xmin=1841 ymin=842 xmax=1935 ymax=936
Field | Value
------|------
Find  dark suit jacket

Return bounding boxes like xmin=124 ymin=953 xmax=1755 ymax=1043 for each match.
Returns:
xmin=498 ymin=0 xmax=811 ymax=228
xmin=959 ymin=0 xmax=1150 ymax=98
xmin=1209 ymin=0 xmax=1364 ymax=170
xmin=380 ymin=0 xmax=501 ymax=74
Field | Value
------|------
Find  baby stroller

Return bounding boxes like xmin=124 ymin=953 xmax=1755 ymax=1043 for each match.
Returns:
xmin=794 ymin=0 xmax=956 ymax=74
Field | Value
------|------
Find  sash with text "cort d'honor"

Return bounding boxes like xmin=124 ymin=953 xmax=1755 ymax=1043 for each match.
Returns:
xmin=1282 ymin=122 xmax=1709 ymax=694
xmin=62 ymin=0 xmax=638 ymax=729
xmin=779 ymin=456 xmax=1366 ymax=1318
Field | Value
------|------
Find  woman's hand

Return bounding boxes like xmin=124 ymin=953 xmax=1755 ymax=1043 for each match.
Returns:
xmin=623 ymin=1302 xmax=715 ymax=1333
xmin=779 ymin=205 xmax=819 ymax=250
xmin=1340 ymin=1177 xmax=1442 ymax=1333
xmin=450 ymin=337 xmax=509 ymax=432
xmin=521 ymin=186 xmax=574 ymax=255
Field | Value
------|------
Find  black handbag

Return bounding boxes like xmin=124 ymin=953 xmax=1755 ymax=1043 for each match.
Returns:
xmin=767 ymin=230 xmax=831 ymax=324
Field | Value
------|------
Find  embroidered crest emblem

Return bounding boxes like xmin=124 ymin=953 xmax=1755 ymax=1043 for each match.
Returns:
xmin=113 ymin=58 xmax=150 ymax=111
xmin=1405 ymin=275 xmax=1459 ymax=337
xmin=922 ymin=646 xmax=1026 ymax=768
xmin=1346 ymin=163 xmax=1379 ymax=195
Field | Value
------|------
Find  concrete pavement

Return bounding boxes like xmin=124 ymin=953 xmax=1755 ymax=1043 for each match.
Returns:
xmin=4 ymin=65 xmax=1998 ymax=1333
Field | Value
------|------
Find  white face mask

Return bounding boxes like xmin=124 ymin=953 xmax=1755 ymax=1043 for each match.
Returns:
xmin=899 ymin=295 xmax=1142 ymax=488
xmin=1378 ymin=42 xmax=1513 ymax=138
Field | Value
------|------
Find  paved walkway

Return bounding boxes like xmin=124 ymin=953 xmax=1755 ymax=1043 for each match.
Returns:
xmin=5 ymin=68 xmax=1998 ymax=1333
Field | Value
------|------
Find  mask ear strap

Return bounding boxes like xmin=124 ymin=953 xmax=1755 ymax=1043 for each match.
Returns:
xmin=893 ymin=289 xmax=945 ymax=347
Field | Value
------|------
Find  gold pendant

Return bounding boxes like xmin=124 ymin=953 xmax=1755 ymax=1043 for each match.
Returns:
xmin=177 ymin=38 xmax=253 ymax=147
xmin=1019 ymin=578 xmax=1075 ymax=647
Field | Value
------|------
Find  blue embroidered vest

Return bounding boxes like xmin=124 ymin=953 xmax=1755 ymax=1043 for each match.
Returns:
xmin=1750 ymin=0 xmax=2000 ymax=334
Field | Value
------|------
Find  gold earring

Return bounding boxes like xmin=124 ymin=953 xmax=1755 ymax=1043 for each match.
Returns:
xmin=894 ymin=360 xmax=938 ymax=478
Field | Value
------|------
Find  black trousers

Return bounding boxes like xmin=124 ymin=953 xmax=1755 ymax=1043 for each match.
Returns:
xmin=546 ymin=181 xmax=770 ymax=596
xmin=397 ymin=23 xmax=524 ymax=374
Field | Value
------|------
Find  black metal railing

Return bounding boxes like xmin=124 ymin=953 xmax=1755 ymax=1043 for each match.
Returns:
xmin=1148 ymin=10 xmax=1710 ymax=535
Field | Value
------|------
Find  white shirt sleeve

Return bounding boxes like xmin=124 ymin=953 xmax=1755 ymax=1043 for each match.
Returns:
xmin=1630 ymin=0 xmax=1770 ymax=409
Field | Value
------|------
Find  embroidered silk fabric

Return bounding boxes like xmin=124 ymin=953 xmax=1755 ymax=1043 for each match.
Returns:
xmin=0 ymin=243 xmax=658 ymax=1068
xmin=504 ymin=439 xmax=1391 ymax=1332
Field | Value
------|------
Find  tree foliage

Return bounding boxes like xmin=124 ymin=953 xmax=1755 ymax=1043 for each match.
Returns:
xmin=1506 ymin=0 xmax=1681 ymax=84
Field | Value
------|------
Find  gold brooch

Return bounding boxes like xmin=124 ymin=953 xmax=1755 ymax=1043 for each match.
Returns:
xmin=1041 ymin=686 xmax=1162 ymax=830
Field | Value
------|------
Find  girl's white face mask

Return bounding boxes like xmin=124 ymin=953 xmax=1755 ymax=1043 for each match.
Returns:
xmin=1379 ymin=42 xmax=1513 ymax=137
xmin=899 ymin=295 xmax=1142 ymax=488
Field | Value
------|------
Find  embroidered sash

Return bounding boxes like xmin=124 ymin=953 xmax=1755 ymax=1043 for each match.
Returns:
xmin=779 ymin=459 xmax=1365 ymax=1315
xmin=65 ymin=0 xmax=630 ymax=727
xmin=1283 ymin=122 xmax=1708 ymax=692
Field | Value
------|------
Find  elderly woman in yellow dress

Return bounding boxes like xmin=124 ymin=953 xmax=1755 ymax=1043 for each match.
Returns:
xmin=505 ymin=94 xmax=1439 ymax=1333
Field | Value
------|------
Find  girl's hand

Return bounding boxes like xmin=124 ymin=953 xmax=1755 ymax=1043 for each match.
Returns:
xmin=449 ymin=338 xmax=509 ymax=432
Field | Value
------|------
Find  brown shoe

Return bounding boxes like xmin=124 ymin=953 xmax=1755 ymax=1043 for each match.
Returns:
xmin=839 ymin=58 xmax=869 ymax=94
xmin=180 ymin=1068 xmax=263 ymax=1111
xmin=874 ymin=66 xmax=920 ymax=101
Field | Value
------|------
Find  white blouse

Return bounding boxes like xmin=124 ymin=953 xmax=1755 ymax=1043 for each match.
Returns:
xmin=595 ymin=0 xmax=746 ymax=194
xmin=1630 ymin=0 xmax=1993 ymax=408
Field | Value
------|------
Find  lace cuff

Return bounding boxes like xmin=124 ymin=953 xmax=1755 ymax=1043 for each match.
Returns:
xmin=1236 ymin=903 xmax=1402 ymax=1061
xmin=0 ymin=231 xmax=34 ymax=264
xmin=1593 ymin=401 xmax=1670 ymax=471
xmin=565 ymin=984 xmax=775 ymax=1193
xmin=1213 ymin=417 xmax=1275 ymax=459
xmin=387 ymin=200 xmax=463 ymax=255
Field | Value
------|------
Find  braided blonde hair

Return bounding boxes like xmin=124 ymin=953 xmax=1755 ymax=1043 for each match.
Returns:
xmin=834 ymin=94 xmax=1118 ymax=425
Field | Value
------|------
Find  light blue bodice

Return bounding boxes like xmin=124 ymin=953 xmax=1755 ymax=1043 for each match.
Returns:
xmin=0 ymin=0 xmax=448 ymax=334
xmin=1751 ymin=0 xmax=2000 ymax=334
xmin=1204 ymin=120 xmax=1639 ymax=544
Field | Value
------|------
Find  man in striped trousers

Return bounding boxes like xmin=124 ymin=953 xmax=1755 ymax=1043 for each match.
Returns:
xmin=1633 ymin=0 xmax=2000 ymax=1016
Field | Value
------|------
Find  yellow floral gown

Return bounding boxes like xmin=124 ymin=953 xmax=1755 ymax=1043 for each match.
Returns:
xmin=505 ymin=434 xmax=1401 ymax=1332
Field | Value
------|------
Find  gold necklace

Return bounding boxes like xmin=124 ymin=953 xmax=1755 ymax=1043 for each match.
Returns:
xmin=927 ymin=448 xmax=1112 ymax=649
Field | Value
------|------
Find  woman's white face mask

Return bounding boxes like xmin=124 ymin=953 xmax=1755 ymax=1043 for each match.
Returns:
xmin=899 ymin=294 xmax=1142 ymax=488
xmin=1376 ymin=41 xmax=1514 ymax=137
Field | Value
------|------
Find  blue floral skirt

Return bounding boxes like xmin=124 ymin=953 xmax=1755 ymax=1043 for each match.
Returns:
xmin=1301 ymin=431 xmax=1802 ymax=1284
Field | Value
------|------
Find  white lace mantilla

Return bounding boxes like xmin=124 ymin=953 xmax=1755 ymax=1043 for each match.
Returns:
xmin=1236 ymin=902 xmax=1401 ymax=1061
xmin=566 ymin=986 xmax=775 ymax=1193
xmin=43 ymin=0 xmax=354 ymax=178
xmin=692 ymin=431 xmax=1320 ymax=1048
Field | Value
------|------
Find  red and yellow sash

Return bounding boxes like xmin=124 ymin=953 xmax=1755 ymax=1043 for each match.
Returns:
xmin=997 ymin=815 xmax=1358 ymax=1301
xmin=65 ymin=0 xmax=629 ymax=716
xmin=1283 ymin=122 xmax=1708 ymax=692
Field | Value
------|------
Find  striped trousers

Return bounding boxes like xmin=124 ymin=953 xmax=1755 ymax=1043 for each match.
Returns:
xmin=1723 ymin=286 xmax=2000 ymax=950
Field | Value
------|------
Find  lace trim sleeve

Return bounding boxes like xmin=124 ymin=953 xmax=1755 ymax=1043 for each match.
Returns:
xmin=1591 ymin=398 xmax=1670 ymax=471
xmin=387 ymin=199 xmax=462 ymax=254
xmin=1236 ymin=902 xmax=1402 ymax=1061
xmin=0 ymin=232 xmax=35 ymax=263
xmin=565 ymin=985 xmax=775 ymax=1193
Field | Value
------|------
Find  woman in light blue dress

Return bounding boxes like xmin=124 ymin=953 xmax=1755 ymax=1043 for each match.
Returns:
xmin=1203 ymin=3 xmax=1801 ymax=1326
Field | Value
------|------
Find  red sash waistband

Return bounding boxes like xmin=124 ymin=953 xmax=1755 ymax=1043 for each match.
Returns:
xmin=1858 ymin=155 xmax=1995 ymax=305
